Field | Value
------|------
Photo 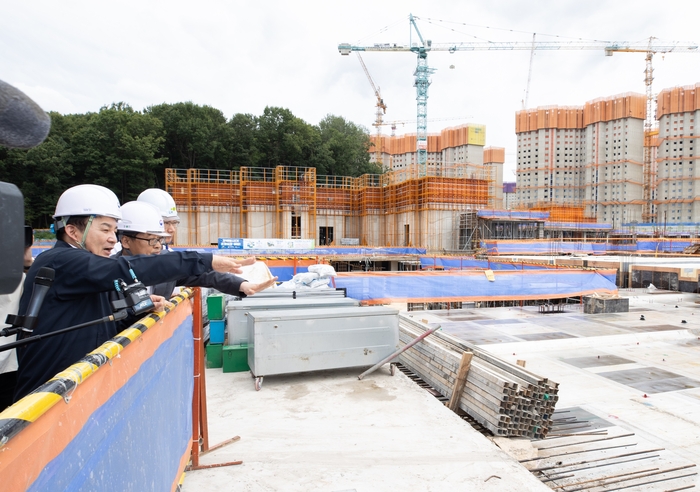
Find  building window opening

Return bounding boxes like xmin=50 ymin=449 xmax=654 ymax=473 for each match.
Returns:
xmin=291 ymin=213 xmax=301 ymax=239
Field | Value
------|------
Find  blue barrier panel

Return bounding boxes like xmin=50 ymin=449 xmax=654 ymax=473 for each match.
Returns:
xmin=28 ymin=316 xmax=193 ymax=491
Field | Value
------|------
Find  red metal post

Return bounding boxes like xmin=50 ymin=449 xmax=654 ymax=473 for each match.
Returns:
xmin=188 ymin=287 xmax=243 ymax=470
xmin=191 ymin=287 xmax=203 ymax=468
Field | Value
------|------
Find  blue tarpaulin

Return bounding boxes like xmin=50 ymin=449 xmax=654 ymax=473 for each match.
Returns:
xmin=419 ymin=257 xmax=546 ymax=271
xmin=334 ymin=269 xmax=617 ymax=304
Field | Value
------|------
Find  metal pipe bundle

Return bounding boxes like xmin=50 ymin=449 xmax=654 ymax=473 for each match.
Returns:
xmin=398 ymin=316 xmax=558 ymax=438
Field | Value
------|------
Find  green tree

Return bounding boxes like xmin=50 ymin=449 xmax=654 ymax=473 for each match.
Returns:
xmin=316 ymin=115 xmax=380 ymax=177
xmin=71 ymin=103 xmax=165 ymax=204
xmin=255 ymin=106 xmax=321 ymax=169
xmin=146 ymin=102 xmax=234 ymax=172
xmin=228 ymin=113 xmax=259 ymax=168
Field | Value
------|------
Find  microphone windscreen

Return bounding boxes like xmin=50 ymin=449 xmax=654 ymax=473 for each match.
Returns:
xmin=36 ymin=267 xmax=55 ymax=282
xmin=0 ymin=79 xmax=51 ymax=149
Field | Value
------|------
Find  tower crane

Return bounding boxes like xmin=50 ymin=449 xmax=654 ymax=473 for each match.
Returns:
xmin=605 ymin=37 xmax=667 ymax=223
xmin=339 ymin=14 xmax=699 ymax=178
xmin=355 ymin=52 xmax=387 ymax=164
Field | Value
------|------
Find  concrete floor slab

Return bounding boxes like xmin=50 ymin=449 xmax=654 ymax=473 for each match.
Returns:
xmin=182 ymin=367 xmax=549 ymax=492
xmin=184 ymin=290 xmax=700 ymax=490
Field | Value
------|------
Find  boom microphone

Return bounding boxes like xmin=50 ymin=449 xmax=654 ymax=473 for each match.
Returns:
xmin=21 ymin=267 xmax=55 ymax=332
xmin=0 ymin=79 xmax=51 ymax=149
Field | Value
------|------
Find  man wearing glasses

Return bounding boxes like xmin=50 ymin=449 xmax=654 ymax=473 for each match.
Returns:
xmin=117 ymin=200 xmax=272 ymax=302
xmin=137 ymin=188 xmax=181 ymax=251
xmin=118 ymin=202 xmax=171 ymax=256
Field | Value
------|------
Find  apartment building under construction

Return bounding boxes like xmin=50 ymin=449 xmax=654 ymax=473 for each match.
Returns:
xmin=369 ymin=124 xmax=490 ymax=173
xmin=370 ymin=123 xmax=505 ymax=209
xmin=515 ymin=82 xmax=700 ymax=228
xmin=165 ymin=159 xmax=497 ymax=251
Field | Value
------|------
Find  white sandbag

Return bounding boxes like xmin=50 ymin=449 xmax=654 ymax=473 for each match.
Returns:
xmin=308 ymin=264 xmax=337 ymax=277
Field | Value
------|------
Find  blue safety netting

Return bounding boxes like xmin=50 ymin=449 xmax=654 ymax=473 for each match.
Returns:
xmin=636 ymin=240 xmax=693 ymax=252
xmin=482 ymin=241 xmax=602 ymax=255
xmin=419 ymin=257 xmax=546 ymax=271
xmin=545 ymin=222 xmax=612 ymax=230
xmin=334 ymin=270 xmax=617 ymax=303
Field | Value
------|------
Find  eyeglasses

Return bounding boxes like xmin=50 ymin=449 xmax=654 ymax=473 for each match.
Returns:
xmin=128 ymin=236 xmax=167 ymax=247
xmin=163 ymin=220 xmax=180 ymax=227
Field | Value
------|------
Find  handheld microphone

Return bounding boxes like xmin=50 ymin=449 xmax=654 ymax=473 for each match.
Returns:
xmin=20 ymin=266 xmax=55 ymax=332
xmin=0 ymin=79 xmax=51 ymax=149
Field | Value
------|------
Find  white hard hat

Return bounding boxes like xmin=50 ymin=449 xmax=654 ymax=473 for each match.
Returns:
xmin=118 ymin=201 xmax=171 ymax=237
xmin=53 ymin=184 xmax=122 ymax=228
xmin=137 ymin=188 xmax=179 ymax=220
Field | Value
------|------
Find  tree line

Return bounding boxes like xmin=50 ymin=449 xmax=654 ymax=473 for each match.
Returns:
xmin=0 ymin=102 xmax=381 ymax=227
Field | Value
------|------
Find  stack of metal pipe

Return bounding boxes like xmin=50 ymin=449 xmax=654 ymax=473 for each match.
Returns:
xmin=398 ymin=316 xmax=558 ymax=438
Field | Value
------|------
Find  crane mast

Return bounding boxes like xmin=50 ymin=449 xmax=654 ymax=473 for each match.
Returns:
xmin=604 ymin=37 xmax=662 ymax=223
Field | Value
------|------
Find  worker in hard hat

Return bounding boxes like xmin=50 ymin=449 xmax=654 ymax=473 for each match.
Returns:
xmin=13 ymin=184 xmax=275 ymax=401
xmin=115 ymin=201 xmax=268 ymax=301
xmin=117 ymin=201 xmax=171 ymax=256
xmin=137 ymin=188 xmax=180 ymax=250
xmin=113 ymin=201 xmax=173 ymax=314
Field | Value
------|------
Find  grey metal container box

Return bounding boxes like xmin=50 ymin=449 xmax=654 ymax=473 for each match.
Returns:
xmin=226 ymin=297 xmax=360 ymax=345
xmin=247 ymin=306 xmax=399 ymax=379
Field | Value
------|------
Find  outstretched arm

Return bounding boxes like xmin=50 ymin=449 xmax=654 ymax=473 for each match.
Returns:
xmin=239 ymin=276 xmax=278 ymax=296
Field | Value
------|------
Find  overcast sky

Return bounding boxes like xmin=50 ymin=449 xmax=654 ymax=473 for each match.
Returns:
xmin=3 ymin=0 xmax=700 ymax=178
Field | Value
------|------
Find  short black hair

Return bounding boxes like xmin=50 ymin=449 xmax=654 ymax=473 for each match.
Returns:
xmin=56 ymin=216 xmax=90 ymax=242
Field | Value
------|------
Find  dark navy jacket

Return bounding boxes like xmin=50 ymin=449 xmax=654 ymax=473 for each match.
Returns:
xmin=115 ymin=249 xmax=248 ymax=299
xmin=14 ymin=241 xmax=214 ymax=400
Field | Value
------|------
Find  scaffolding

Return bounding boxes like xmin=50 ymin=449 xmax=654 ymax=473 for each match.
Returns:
xmin=165 ymin=163 xmax=493 ymax=250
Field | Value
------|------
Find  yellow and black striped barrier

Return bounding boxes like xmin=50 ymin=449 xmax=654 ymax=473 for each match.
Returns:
xmin=0 ymin=289 xmax=193 ymax=447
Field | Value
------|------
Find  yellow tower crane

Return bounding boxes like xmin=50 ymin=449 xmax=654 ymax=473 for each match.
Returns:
xmin=605 ymin=37 xmax=673 ymax=223
xmin=355 ymin=52 xmax=387 ymax=165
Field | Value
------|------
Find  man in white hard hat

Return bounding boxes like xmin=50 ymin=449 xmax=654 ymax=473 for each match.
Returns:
xmin=137 ymin=188 xmax=180 ymax=250
xmin=118 ymin=201 xmax=171 ymax=257
xmin=116 ymin=201 xmax=266 ymax=302
xmin=14 ymin=184 xmax=276 ymax=401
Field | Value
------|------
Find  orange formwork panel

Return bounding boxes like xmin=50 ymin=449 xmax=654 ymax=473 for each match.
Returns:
xmin=515 ymin=106 xmax=584 ymax=133
xmin=657 ymin=83 xmax=700 ymax=118
xmin=371 ymin=124 xmax=487 ymax=155
xmin=483 ymin=147 xmax=505 ymax=164
xmin=529 ymin=203 xmax=597 ymax=223
xmin=583 ymin=92 xmax=646 ymax=125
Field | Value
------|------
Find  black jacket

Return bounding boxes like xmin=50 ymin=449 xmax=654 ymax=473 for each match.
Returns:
xmin=115 ymin=250 xmax=248 ymax=300
xmin=14 ymin=241 xmax=214 ymax=400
